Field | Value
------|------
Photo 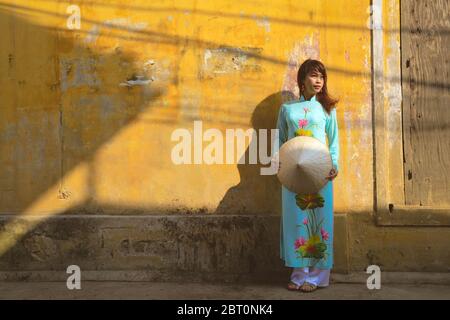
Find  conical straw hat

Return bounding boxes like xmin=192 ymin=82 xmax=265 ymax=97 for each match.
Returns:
xmin=276 ymin=136 xmax=332 ymax=194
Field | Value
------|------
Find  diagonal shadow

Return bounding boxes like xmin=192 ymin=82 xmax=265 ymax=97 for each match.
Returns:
xmin=1 ymin=1 xmax=449 ymax=91
xmin=28 ymin=0 xmax=450 ymax=35
xmin=0 ymin=8 xmax=167 ymax=216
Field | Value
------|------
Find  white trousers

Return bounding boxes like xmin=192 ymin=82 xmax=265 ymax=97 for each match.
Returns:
xmin=290 ymin=267 xmax=331 ymax=287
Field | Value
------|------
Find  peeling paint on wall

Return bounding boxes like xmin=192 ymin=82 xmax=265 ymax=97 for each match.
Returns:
xmin=84 ymin=25 xmax=100 ymax=44
xmin=199 ymin=46 xmax=263 ymax=79
xmin=281 ymin=33 xmax=321 ymax=101
xmin=102 ymin=18 xmax=148 ymax=32
xmin=254 ymin=15 xmax=271 ymax=33
xmin=119 ymin=75 xmax=154 ymax=87
xmin=60 ymin=57 xmax=101 ymax=92
xmin=345 ymin=50 xmax=351 ymax=63
xmin=386 ymin=37 xmax=402 ymax=151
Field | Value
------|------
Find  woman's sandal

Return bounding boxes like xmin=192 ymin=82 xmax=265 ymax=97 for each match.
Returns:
xmin=287 ymin=281 xmax=302 ymax=291
xmin=300 ymin=282 xmax=318 ymax=293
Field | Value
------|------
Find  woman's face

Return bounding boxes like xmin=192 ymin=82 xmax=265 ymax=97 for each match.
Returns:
xmin=302 ymin=69 xmax=324 ymax=96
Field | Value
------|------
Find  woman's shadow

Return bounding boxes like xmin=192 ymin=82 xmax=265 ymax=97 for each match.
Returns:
xmin=214 ymin=91 xmax=296 ymax=215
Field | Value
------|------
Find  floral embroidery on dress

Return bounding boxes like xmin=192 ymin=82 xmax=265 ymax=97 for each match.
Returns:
xmin=294 ymin=192 xmax=329 ymax=262
xmin=294 ymin=107 xmax=318 ymax=137
xmin=293 ymin=106 xmax=329 ymax=265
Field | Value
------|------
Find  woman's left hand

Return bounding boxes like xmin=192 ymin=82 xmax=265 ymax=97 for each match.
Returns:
xmin=325 ymin=168 xmax=338 ymax=181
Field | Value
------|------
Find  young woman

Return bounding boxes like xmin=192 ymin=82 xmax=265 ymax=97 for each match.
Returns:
xmin=276 ymin=59 xmax=340 ymax=293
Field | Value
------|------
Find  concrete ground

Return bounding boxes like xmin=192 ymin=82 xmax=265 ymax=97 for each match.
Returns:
xmin=0 ymin=281 xmax=449 ymax=299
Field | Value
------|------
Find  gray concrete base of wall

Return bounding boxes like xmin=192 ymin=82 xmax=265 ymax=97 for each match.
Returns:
xmin=0 ymin=214 xmax=448 ymax=284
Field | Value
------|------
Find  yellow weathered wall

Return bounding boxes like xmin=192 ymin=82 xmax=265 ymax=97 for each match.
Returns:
xmin=0 ymin=0 xmax=372 ymax=216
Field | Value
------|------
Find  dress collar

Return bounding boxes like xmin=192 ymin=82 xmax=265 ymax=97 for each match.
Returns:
xmin=299 ymin=94 xmax=317 ymax=102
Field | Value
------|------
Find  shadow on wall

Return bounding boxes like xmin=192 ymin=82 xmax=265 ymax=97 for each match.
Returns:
xmin=214 ymin=91 xmax=296 ymax=215
xmin=0 ymin=4 xmax=291 ymax=218
xmin=0 ymin=8 xmax=167 ymax=215
xmin=0 ymin=5 xmax=294 ymax=277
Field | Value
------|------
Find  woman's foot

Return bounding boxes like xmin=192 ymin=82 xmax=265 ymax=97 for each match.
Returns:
xmin=287 ymin=281 xmax=302 ymax=291
xmin=300 ymin=282 xmax=318 ymax=292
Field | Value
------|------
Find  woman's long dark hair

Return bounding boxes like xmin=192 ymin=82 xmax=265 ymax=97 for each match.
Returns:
xmin=297 ymin=59 xmax=339 ymax=115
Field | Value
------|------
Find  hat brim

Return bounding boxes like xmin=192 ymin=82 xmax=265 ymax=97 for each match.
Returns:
xmin=277 ymin=136 xmax=332 ymax=194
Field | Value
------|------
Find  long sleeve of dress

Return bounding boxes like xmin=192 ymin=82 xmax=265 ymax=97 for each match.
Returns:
xmin=276 ymin=104 xmax=288 ymax=148
xmin=325 ymin=108 xmax=340 ymax=171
